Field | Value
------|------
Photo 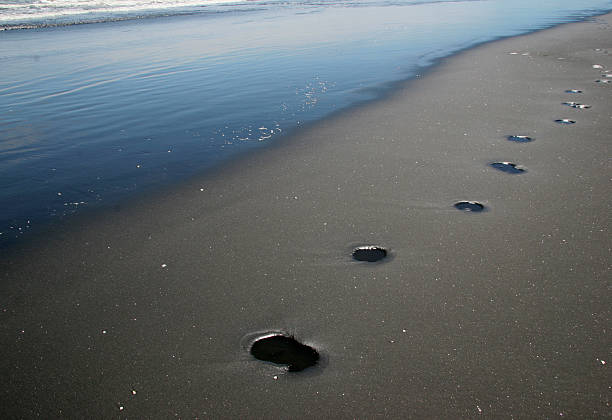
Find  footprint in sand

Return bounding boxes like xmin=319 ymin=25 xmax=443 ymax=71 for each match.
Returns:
xmin=562 ymin=102 xmax=591 ymax=109
xmin=250 ymin=333 xmax=320 ymax=372
xmin=507 ymin=135 xmax=533 ymax=143
xmin=490 ymin=162 xmax=526 ymax=174
xmin=352 ymin=245 xmax=388 ymax=262
xmin=555 ymin=119 xmax=576 ymax=124
xmin=454 ymin=201 xmax=486 ymax=212
xmin=565 ymin=89 xmax=583 ymax=93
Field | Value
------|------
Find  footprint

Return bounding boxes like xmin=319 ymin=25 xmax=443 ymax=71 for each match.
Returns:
xmin=490 ymin=162 xmax=526 ymax=174
xmin=562 ymin=102 xmax=591 ymax=109
xmin=565 ymin=89 xmax=583 ymax=93
xmin=250 ymin=333 xmax=319 ymax=372
xmin=595 ymin=79 xmax=611 ymax=84
xmin=352 ymin=246 xmax=388 ymax=262
xmin=454 ymin=201 xmax=485 ymax=212
xmin=507 ymin=135 xmax=533 ymax=143
xmin=555 ymin=119 xmax=576 ymax=124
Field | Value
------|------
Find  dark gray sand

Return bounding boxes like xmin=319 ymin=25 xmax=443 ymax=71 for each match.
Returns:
xmin=2 ymin=14 xmax=611 ymax=419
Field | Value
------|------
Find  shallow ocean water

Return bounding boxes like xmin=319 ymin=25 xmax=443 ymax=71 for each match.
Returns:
xmin=0 ymin=0 xmax=611 ymax=245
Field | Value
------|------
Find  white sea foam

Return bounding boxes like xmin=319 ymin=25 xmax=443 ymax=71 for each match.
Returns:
xmin=0 ymin=0 xmax=488 ymax=30
xmin=0 ymin=0 xmax=245 ymax=28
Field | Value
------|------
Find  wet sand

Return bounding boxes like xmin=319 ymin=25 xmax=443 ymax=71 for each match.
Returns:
xmin=2 ymin=14 xmax=611 ymax=419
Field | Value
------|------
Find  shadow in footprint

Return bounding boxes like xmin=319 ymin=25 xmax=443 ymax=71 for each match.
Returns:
xmin=490 ymin=162 xmax=526 ymax=174
xmin=352 ymin=246 xmax=388 ymax=262
xmin=555 ymin=119 xmax=575 ymax=124
xmin=565 ymin=89 xmax=583 ymax=93
xmin=507 ymin=135 xmax=533 ymax=143
xmin=562 ymin=102 xmax=591 ymax=109
xmin=454 ymin=201 xmax=486 ymax=212
xmin=250 ymin=334 xmax=319 ymax=372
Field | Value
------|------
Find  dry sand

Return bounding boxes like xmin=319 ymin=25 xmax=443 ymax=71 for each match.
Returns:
xmin=1 ymin=13 xmax=611 ymax=419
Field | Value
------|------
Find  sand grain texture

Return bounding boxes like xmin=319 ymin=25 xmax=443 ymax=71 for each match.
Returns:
xmin=1 ymin=14 xmax=611 ymax=419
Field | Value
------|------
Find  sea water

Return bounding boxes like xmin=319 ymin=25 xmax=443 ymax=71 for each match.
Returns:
xmin=0 ymin=0 xmax=611 ymax=245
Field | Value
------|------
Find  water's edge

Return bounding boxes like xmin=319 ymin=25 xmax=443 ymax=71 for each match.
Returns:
xmin=1 ymin=9 xmax=610 ymax=250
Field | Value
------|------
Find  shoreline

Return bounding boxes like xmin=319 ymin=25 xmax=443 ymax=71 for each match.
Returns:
xmin=2 ymin=8 xmax=612 ymax=248
xmin=2 ymin=13 xmax=611 ymax=418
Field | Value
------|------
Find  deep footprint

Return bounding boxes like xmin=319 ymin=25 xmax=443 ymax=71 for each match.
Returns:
xmin=454 ymin=201 xmax=485 ymax=212
xmin=490 ymin=162 xmax=526 ymax=174
xmin=352 ymin=246 xmax=388 ymax=262
xmin=565 ymin=89 xmax=583 ymax=93
xmin=250 ymin=334 xmax=319 ymax=372
xmin=507 ymin=135 xmax=533 ymax=143
xmin=555 ymin=119 xmax=576 ymax=124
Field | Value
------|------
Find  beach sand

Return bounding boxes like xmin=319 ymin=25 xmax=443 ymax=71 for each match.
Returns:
xmin=1 ymin=13 xmax=610 ymax=419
